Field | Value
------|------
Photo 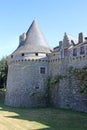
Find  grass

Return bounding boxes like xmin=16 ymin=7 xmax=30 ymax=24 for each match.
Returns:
xmin=0 ymin=91 xmax=87 ymax=130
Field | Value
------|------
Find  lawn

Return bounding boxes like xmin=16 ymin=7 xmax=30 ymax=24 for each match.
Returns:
xmin=0 ymin=92 xmax=87 ymax=130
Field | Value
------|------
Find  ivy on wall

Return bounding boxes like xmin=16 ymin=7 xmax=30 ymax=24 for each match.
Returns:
xmin=46 ymin=75 xmax=64 ymax=90
xmin=68 ymin=66 xmax=87 ymax=93
xmin=46 ymin=75 xmax=65 ymax=106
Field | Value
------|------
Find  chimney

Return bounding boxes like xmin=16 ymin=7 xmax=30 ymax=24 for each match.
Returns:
xmin=59 ymin=41 xmax=62 ymax=48
xmin=78 ymin=32 xmax=84 ymax=43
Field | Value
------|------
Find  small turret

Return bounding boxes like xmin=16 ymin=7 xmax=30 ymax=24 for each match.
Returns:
xmin=19 ymin=33 xmax=26 ymax=45
xmin=5 ymin=20 xmax=50 ymax=107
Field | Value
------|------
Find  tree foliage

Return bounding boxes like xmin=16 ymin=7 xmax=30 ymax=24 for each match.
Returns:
xmin=0 ymin=57 xmax=8 ymax=88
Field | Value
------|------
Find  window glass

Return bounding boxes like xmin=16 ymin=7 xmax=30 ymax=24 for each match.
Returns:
xmin=80 ymin=46 xmax=85 ymax=54
xmin=73 ymin=48 xmax=77 ymax=56
xmin=40 ymin=67 xmax=45 ymax=74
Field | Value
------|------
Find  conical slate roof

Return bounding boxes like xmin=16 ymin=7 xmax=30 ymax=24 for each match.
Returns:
xmin=12 ymin=20 xmax=51 ymax=55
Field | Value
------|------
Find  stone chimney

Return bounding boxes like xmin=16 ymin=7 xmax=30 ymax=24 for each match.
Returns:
xmin=59 ymin=41 xmax=62 ymax=49
xmin=78 ymin=32 xmax=84 ymax=43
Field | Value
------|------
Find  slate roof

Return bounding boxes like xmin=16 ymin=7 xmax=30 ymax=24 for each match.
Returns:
xmin=12 ymin=20 xmax=52 ymax=55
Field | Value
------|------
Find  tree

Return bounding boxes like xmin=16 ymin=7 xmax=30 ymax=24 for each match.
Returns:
xmin=0 ymin=57 xmax=8 ymax=88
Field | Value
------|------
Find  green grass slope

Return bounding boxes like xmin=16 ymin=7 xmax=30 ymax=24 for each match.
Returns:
xmin=0 ymin=90 xmax=87 ymax=130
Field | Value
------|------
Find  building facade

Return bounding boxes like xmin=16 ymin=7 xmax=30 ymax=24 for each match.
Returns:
xmin=5 ymin=20 xmax=87 ymax=112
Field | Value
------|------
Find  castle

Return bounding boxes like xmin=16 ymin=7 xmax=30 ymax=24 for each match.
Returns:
xmin=5 ymin=20 xmax=87 ymax=112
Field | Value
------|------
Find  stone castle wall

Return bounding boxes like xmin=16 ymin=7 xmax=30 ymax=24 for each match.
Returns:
xmin=5 ymin=20 xmax=87 ymax=112
xmin=48 ymin=53 xmax=87 ymax=112
xmin=5 ymin=55 xmax=49 ymax=107
xmin=69 ymin=54 xmax=87 ymax=68
xmin=49 ymin=75 xmax=87 ymax=112
xmin=5 ymin=49 xmax=87 ymax=111
xmin=48 ymin=52 xmax=69 ymax=76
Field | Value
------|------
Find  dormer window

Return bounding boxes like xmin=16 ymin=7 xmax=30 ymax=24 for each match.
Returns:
xmin=22 ymin=53 xmax=24 ymax=56
xmin=80 ymin=46 xmax=85 ymax=55
xmin=35 ymin=53 xmax=38 ymax=56
xmin=73 ymin=48 xmax=77 ymax=56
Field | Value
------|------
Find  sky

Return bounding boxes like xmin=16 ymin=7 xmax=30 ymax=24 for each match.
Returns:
xmin=0 ymin=0 xmax=87 ymax=59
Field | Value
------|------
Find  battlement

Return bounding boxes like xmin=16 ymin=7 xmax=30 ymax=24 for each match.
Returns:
xmin=8 ymin=52 xmax=48 ymax=65
xmin=8 ymin=58 xmax=49 ymax=65
xmin=69 ymin=54 xmax=87 ymax=68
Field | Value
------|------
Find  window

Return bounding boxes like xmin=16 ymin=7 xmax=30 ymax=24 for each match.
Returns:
xmin=11 ymin=55 xmax=13 ymax=58
xmin=40 ymin=67 xmax=45 ymax=74
xmin=80 ymin=46 xmax=85 ymax=54
xmin=64 ymin=48 xmax=68 ymax=56
xmin=73 ymin=48 xmax=77 ymax=56
xmin=35 ymin=86 xmax=39 ymax=89
xmin=22 ymin=53 xmax=24 ymax=56
xmin=35 ymin=53 xmax=38 ymax=56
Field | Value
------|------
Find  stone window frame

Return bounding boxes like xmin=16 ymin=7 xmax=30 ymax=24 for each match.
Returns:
xmin=39 ymin=66 xmax=46 ymax=74
xmin=73 ymin=48 xmax=77 ymax=56
xmin=80 ymin=46 xmax=85 ymax=55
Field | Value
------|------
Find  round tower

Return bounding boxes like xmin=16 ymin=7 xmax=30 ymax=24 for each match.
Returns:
xmin=5 ymin=20 xmax=52 ymax=107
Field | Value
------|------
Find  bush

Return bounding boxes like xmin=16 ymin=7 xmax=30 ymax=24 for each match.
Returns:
xmin=0 ymin=57 xmax=8 ymax=88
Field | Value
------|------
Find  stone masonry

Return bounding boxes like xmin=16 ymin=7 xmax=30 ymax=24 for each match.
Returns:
xmin=5 ymin=20 xmax=87 ymax=112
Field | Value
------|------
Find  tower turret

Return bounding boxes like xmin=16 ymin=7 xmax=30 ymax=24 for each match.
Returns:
xmin=5 ymin=20 xmax=52 ymax=107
